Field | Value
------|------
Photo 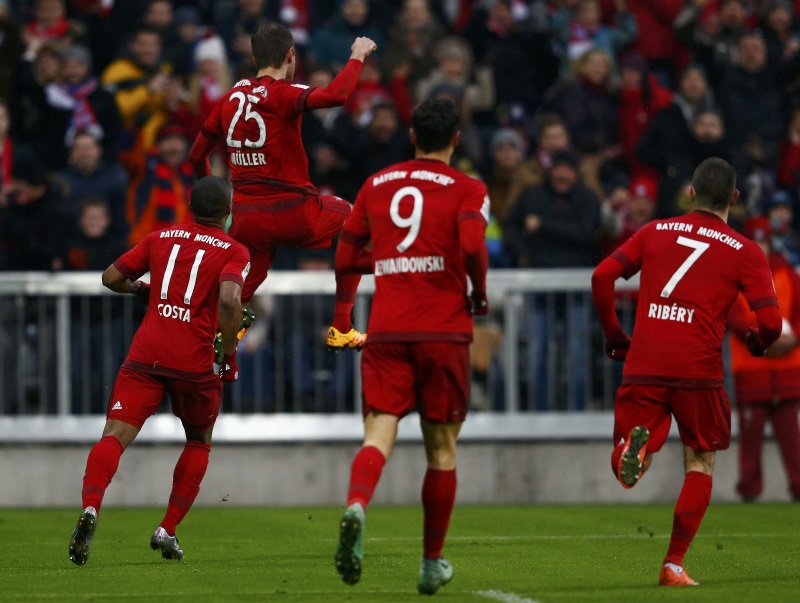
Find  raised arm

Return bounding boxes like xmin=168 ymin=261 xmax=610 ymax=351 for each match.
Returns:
xmin=304 ymin=37 xmax=377 ymax=110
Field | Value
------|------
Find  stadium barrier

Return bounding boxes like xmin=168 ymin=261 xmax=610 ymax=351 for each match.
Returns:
xmin=0 ymin=269 xmax=641 ymax=441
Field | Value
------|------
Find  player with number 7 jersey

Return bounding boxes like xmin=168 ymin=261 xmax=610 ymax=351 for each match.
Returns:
xmin=591 ymin=158 xmax=782 ymax=587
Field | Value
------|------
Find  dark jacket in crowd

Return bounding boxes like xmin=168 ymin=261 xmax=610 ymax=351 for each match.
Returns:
xmin=60 ymin=229 xmax=129 ymax=272
xmin=545 ymin=79 xmax=618 ymax=152
xmin=503 ymin=180 xmax=602 ymax=268
xmin=57 ymin=162 xmax=130 ymax=238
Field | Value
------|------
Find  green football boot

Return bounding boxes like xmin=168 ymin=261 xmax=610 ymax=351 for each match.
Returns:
xmin=417 ymin=557 xmax=454 ymax=595
xmin=335 ymin=503 xmax=365 ymax=585
xmin=68 ymin=507 xmax=98 ymax=567
xmin=214 ymin=307 xmax=256 ymax=364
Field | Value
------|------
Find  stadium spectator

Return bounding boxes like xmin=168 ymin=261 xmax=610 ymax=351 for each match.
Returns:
xmin=616 ymin=52 xmax=672 ymax=171
xmin=0 ymin=4 xmax=23 ymax=102
xmin=602 ymin=175 xmax=657 ymax=255
xmin=464 ymin=0 xmax=557 ymax=126
xmin=504 ymin=150 xmax=601 ymax=410
xmin=0 ymin=146 xmax=70 ymax=271
xmin=309 ymin=0 xmax=383 ymax=72
xmin=217 ymin=0 xmax=272 ymax=76
xmin=592 ymin=158 xmax=781 ymax=586
xmin=550 ymin=0 xmax=638 ymax=73
xmin=0 ymin=98 xmax=12 ymax=205
xmin=484 ymin=128 xmax=525 ymax=267
xmin=544 ymin=48 xmax=619 ymax=158
xmin=333 ymin=98 xmax=489 ymax=595
xmin=102 ymin=26 xmax=172 ymax=177
xmin=708 ymin=31 xmax=800 ymax=174
xmin=22 ymin=0 xmax=71 ymax=61
xmin=625 ymin=0 xmax=684 ymax=82
xmin=343 ymin=56 xmax=412 ymax=127
xmin=128 ymin=123 xmax=193 ymax=245
xmin=415 ymin=36 xmax=494 ymax=115
xmin=300 ymin=66 xmax=352 ymax=161
xmin=425 ymin=82 xmax=482 ymax=171
xmin=382 ymin=0 xmax=447 ymax=88
xmin=675 ymin=0 xmax=749 ymax=66
xmin=762 ymin=0 xmax=800 ymax=62
xmin=187 ymin=36 xmax=231 ymax=126
xmin=350 ymin=101 xmax=409 ymax=188
xmin=777 ymin=105 xmax=800 ymax=190
xmin=58 ymin=130 xmax=130 ymax=238
xmin=60 ymin=198 xmax=128 ymax=271
xmin=635 ymin=65 xmax=717 ymax=216
xmin=728 ymin=216 xmax=800 ymax=502
xmin=143 ymin=0 xmax=180 ymax=65
xmin=766 ymin=189 xmax=800 ymax=264
xmin=13 ymin=40 xmax=61 ymax=145
xmin=189 ymin=23 xmax=377 ymax=356
xmin=163 ymin=5 xmax=204 ymax=77
xmin=38 ymin=44 xmax=122 ymax=170
xmin=68 ymin=175 xmax=250 ymax=567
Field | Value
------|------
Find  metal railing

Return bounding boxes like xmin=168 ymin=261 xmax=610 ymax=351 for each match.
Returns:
xmin=0 ymin=269 xmax=640 ymax=422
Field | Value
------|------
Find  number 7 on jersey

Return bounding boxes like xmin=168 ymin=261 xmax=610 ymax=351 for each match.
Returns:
xmin=660 ymin=236 xmax=710 ymax=298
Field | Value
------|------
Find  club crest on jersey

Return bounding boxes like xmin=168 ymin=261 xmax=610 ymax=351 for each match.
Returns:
xmin=252 ymin=85 xmax=267 ymax=98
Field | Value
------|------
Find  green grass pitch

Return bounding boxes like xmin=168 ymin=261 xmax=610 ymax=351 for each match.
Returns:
xmin=2 ymin=504 xmax=798 ymax=602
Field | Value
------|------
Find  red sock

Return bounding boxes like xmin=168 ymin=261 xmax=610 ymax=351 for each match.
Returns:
xmin=333 ymin=273 xmax=361 ymax=332
xmin=422 ymin=468 xmax=457 ymax=559
xmin=664 ymin=471 xmax=712 ymax=566
xmin=82 ymin=435 xmax=125 ymax=513
xmin=160 ymin=442 xmax=211 ymax=536
xmin=346 ymin=445 xmax=385 ymax=509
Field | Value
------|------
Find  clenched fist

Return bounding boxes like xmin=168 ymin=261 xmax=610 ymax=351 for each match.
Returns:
xmin=350 ymin=37 xmax=378 ymax=62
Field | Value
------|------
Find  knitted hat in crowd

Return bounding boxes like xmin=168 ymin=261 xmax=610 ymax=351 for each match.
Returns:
xmin=195 ymin=36 xmax=227 ymax=65
xmin=550 ymin=150 xmax=579 ymax=171
xmin=62 ymin=44 xmax=92 ymax=71
xmin=175 ymin=6 xmax=201 ymax=27
xmin=742 ymin=216 xmax=772 ymax=242
xmin=490 ymin=128 xmax=525 ymax=155
xmin=629 ymin=176 xmax=658 ymax=202
xmin=156 ymin=123 xmax=187 ymax=143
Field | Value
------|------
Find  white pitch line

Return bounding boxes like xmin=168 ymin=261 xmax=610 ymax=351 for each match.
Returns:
xmin=475 ymin=589 xmax=540 ymax=603
xmin=366 ymin=532 xmax=792 ymax=542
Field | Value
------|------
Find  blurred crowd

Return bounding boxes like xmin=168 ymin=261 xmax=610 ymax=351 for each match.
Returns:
xmin=3 ymin=0 xmax=800 ymax=274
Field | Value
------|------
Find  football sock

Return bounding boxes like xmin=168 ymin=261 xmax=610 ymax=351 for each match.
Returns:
xmin=346 ymin=445 xmax=385 ymax=509
xmin=333 ymin=274 xmax=362 ymax=333
xmin=664 ymin=471 xmax=712 ymax=566
xmin=82 ymin=435 xmax=125 ymax=514
xmin=422 ymin=468 xmax=457 ymax=559
xmin=160 ymin=442 xmax=211 ymax=536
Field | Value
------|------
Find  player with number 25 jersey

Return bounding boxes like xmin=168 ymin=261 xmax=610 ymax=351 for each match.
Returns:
xmin=591 ymin=159 xmax=781 ymax=587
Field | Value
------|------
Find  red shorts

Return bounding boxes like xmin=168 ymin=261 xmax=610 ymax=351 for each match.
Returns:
xmin=613 ymin=384 xmax=731 ymax=453
xmin=229 ymin=194 xmax=351 ymax=302
xmin=107 ymin=368 xmax=223 ymax=432
xmin=361 ymin=341 xmax=470 ymax=423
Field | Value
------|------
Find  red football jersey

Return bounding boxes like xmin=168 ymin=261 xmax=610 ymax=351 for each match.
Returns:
xmin=201 ymin=76 xmax=315 ymax=197
xmin=114 ymin=222 xmax=250 ymax=379
xmin=343 ymin=158 xmax=490 ymax=342
xmin=613 ymin=210 xmax=777 ymax=385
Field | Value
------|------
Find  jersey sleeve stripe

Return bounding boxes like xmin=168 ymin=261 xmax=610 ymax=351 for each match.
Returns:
xmin=457 ymin=211 xmax=488 ymax=226
xmin=219 ymin=273 xmax=244 ymax=288
xmin=749 ymin=296 xmax=780 ymax=310
xmin=610 ymin=250 xmax=637 ymax=279
xmin=340 ymin=229 xmax=370 ymax=246
xmin=113 ymin=258 xmax=138 ymax=279
xmin=296 ymin=86 xmax=316 ymax=113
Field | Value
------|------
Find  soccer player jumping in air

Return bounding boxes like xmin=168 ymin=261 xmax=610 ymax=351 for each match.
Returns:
xmin=69 ymin=177 xmax=250 ymax=566
xmin=189 ymin=22 xmax=377 ymax=357
xmin=592 ymin=158 xmax=782 ymax=586
xmin=333 ymin=98 xmax=490 ymax=594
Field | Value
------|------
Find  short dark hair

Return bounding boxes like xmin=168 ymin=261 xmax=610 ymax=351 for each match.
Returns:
xmin=252 ymin=22 xmax=294 ymax=70
xmin=190 ymin=176 xmax=231 ymax=219
xmin=411 ymin=99 xmax=460 ymax=153
xmin=692 ymin=157 xmax=737 ymax=210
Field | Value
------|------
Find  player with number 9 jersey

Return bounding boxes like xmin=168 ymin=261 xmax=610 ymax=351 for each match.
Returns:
xmin=341 ymin=160 xmax=489 ymax=342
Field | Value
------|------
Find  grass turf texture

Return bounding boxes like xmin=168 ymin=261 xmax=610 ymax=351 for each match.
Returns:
xmin=1 ymin=504 xmax=798 ymax=602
